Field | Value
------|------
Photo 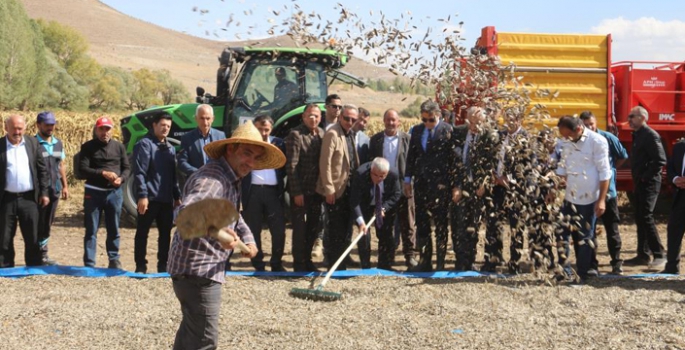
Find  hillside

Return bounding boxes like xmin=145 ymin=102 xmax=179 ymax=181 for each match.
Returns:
xmin=21 ymin=0 xmax=403 ymax=101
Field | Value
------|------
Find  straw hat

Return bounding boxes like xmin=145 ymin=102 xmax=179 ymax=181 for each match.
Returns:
xmin=203 ymin=122 xmax=285 ymax=170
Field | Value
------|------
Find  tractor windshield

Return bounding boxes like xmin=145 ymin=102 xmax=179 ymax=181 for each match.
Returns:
xmin=232 ymin=59 xmax=327 ymax=122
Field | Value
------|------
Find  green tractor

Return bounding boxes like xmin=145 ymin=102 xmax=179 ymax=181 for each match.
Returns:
xmin=119 ymin=47 xmax=365 ymax=224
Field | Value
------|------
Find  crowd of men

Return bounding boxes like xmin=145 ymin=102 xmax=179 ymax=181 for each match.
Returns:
xmin=2 ymin=99 xmax=684 ymax=283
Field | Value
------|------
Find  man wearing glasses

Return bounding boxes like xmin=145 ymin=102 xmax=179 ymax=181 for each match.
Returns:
xmin=623 ymin=106 xmax=667 ymax=270
xmin=404 ymin=100 xmax=456 ymax=271
xmin=316 ymin=104 xmax=360 ymax=270
xmin=322 ymin=94 xmax=343 ymax=130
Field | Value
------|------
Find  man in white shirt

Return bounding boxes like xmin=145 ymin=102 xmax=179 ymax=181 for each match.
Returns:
xmin=553 ymin=116 xmax=611 ymax=281
xmin=241 ymin=115 xmax=288 ymax=272
xmin=0 ymin=115 xmax=50 ymax=267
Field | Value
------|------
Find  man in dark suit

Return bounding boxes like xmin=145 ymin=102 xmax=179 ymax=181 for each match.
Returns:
xmin=404 ymin=100 xmax=456 ymax=271
xmin=483 ymin=111 xmax=533 ymax=273
xmin=663 ymin=139 xmax=685 ymax=274
xmin=241 ymin=115 xmax=288 ymax=272
xmin=0 ymin=115 xmax=50 ymax=267
xmin=350 ymin=158 xmax=401 ymax=269
xmin=177 ymin=104 xmax=226 ymax=181
xmin=369 ymin=108 xmax=418 ymax=268
xmin=451 ymin=106 xmax=499 ymax=271
xmin=623 ymin=106 xmax=667 ymax=269
xmin=354 ymin=107 xmax=371 ymax=165
xmin=285 ymin=104 xmax=325 ymax=272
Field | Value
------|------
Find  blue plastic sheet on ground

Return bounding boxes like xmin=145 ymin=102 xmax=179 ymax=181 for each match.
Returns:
xmin=0 ymin=266 xmax=681 ymax=280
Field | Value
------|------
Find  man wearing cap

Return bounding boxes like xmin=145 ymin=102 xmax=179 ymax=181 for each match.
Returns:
xmin=35 ymin=111 xmax=69 ymax=266
xmin=78 ymin=116 xmax=130 ymax=269
xmin=0 ymin=115 xmax=50 ymax=267
xmin=168 ymin=122 xmax=283 ymax=349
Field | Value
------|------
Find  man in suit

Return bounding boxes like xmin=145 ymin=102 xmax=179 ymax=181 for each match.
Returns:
xmin=370 ymin=108 xmax=418 ymax=268
xmin=177 ymin=104 xmax=226 ymax=181
xmin=404 ymin=100 xmax=456 ymax=271
xmin=350 ymin=158 xmax=401 ymax=269
xmin=483 ymin=111 xmax=533 ymax=274
xmin=663 ymin=139 xmax=685 ymax=274
xmin=451 ymin=106 xmax=499 ymax=271
xmin=241 ymin=115 xmax=288 ymax=272
xmin=354 ymin=107 xmax=371 ymax=165
xmin=285 ymin=104 xmax=325 ymax=272
xmin=317 ymin=104 xmax=360 ymax=270
xmin=623 ymin=106 xmax=667 ymax=270
xmin=0 ymin=115 xmax=50 ymax=267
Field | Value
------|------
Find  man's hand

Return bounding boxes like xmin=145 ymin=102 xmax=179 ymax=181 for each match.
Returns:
xmin=452 ymin=187 xmax=462 ymax=204
xmin=293 ymin=195 xmax=305 ymax=207
xmin=325 ymin=194 xmax=336 ymax=205
xmin=358 ymin=223 xmax=367 ymax=235
xmin=403 ymin=183 xmax=413 ymax=198
xmin=476 ymin=185 xmax=485 ymax=197
xmin=494 ymin=174 xmax=509 ymax=189
xmin=137 ymin=198 xmax=149 ymax=215
xmin=111 ymin=177 xmax=123 ymax=188
xmin=39 ymin=196 xmax=50 ymax=208
xmin=675 ymin=176 xmax=685 ymax=189
xmin=594 ymin=199 xmax=606 ymax=218
xmin=101 ymin=171 xmax=117 ymax=182
xmin=61 ymin=187 xmax=69 ymax=200
xmin=243 ymin=243 xmax=258 ymax=258
xmin=174 ymin=199 xmax=182 ymax=208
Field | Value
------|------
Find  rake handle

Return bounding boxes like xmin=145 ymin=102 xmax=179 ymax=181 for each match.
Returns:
xmin=317 ymin=215 xmax=376 ymax=290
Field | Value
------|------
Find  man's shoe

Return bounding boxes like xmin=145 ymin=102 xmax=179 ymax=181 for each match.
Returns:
xmin=135 ymin=266 xmax=147 ymax=274
xmin=254 ymin=265 xmax=266 ymax=272
xmin=345 ymin=255 xmax=360 ymax=268
xmin=648 ymin=258 xmax=667 ymax=270
xmin=108 ymin=260 xmax=123 ymax=270
xmin=271 ymin=264 xmax=287 ymax=272
xmin=305 ymin=262 xmax=320 ymax=272
xmin=311 ymin=239 xmax=324 ymax=259
xmin=41 ymin=257 xmax=57 ymax=266
xmin=405 ymin=256 xmax=419 ymax=268
xmin=585 ymin=269 xmax=600 ymax=278
xmin=623 ymin=256 xmax=651 ymax=266
xmin=610 ymin=262 xmax=624 ymax=275
xmin=408 ymin=263 xmax=433 ymax=272
xmin=659 ymin=268 xmax=679 ymax=275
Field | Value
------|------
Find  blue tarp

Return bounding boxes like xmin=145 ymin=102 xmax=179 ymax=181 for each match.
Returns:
xmin=0 ymin=266 xmax=680 ymax=280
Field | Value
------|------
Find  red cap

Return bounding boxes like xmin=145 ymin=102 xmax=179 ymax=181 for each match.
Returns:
xmin=95 ymin=116 xmax=114 ymax=129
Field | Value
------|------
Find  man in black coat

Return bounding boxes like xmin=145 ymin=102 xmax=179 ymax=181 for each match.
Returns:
xmin=369 ymin=109 xmax=418 ymax=268
xmin=241 ymin=115 xmax=288 ymax=272
xmin=623 ymin=106 xmax=667 ymax=269
xmin=0 ymin=115 xmax=50 ymax=267
xmin=451 ymin=106 xmax=499 ymax=271
xmin=350 ymin=158 xmax=401 ymax=269
xmin=404 ymin=100 xmax=456 ymax=271
xmin=663 ymin=139 xmax=685 ymax=274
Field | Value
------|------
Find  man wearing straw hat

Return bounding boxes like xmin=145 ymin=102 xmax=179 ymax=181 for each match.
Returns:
xmin=167 ymin=122 xmax=285 ymax=349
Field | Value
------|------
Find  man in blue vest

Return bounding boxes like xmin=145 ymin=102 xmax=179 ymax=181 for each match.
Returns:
xmin=35 ymin=111 xmax=69 ymax=266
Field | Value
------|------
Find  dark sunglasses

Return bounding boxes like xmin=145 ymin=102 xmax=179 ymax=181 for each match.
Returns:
xmin=628 ymin=114 xmax=639 ymax=119
xmin=342 ymin=116 xmax=358 ymax=123
xmin=422 ymin=117 xmax=436 ymax=123
xmin=328 ymin=104 xmax=343 ymax=110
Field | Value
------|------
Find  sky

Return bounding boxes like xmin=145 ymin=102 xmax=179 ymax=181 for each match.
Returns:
xmin=100 ymin=0 xmax=685 ymax=63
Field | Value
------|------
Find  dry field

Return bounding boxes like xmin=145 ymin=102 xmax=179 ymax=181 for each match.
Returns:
xmin=2 ymin=185 xmax=685 ymax=349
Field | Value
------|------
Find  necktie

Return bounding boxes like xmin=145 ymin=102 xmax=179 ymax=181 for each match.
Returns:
xmin=375 ymin=183 xmax=383 ymax=229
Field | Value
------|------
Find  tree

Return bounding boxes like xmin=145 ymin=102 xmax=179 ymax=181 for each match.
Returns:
xmin=131 ymin=68 xmax=162 ymax=110
xmin=37 ymin=19 xmax=89 ymax=70
xmin=40 ymin=54 xmax=89 ymax=110
xmin=0 ymin=0 xmax=49 ymax=110
xmin=156 ymin=69 xmax=190 ymax=105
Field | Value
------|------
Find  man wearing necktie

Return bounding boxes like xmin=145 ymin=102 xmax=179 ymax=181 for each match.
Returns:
xmin=350 ymin=158 xmax=401 ymax=270
xmin=451 ymin=106 xmax=499 ymax=271
xmin=404 ymin=100 xmax=456 ymax=272
xmin=663 ymin=138 xmax=685 ymax=274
